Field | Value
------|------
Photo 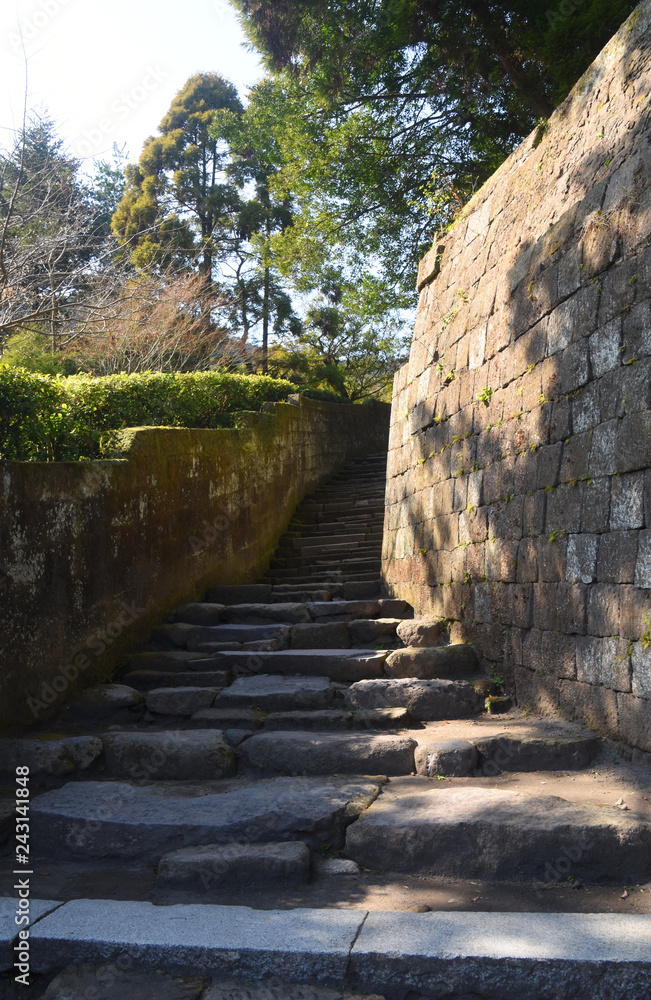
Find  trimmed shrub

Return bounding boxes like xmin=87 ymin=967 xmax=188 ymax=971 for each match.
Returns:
xmin=0 ymin=368 xmax=302 ymax=461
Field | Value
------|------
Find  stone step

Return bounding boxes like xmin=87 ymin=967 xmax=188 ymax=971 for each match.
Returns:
xmin=273 ymin=545 xmax=382 ymax=564
xmin=268 ymin=566 xmax=380 ymax=581
xmin=102 ymin=731 xmax=237 ymax=781
xmin=123 ymin=650 xmax=224 ymax=673
xmin=286 ymin=619 xmax=399 ymax=649
xmin=23 ymin=899 xmax=651 ymax=997
xmin=415 ymin=732 xmax=601 ymax=777
xmin=384 ymin=644 xmax=479 ymax=680
xmin=30 ymin=775 xmax=384 ymax=860
xmin=157 ymin=841 xmax=312 ymax=889
xmin=214 ymin=675 xmax=337 ymax=713
xmin=238 ymin=731 xmax=418 ymax=777
xmin=206 ymin=584 xmax=273 ymax=604
xmin=344 ymin=678 xmax=483 ymax=720
xmin=345 ymin=786 xmax=651 ymax=883
xmin=219 ymin=603 xmax=312 ymax=625
xmin=122 ymin=669 xmax=232 ymax=691
xmin=204 ymin=649 xmax=388 ymax=682
xmin=146 ymin=686 xmax=222 ymax=716
xmin=0 ymin=736 xmax=102 ymax=778
xmin=270 ymin=588 xmax=336 ymax=602
xmin=151 ymin=623 xmax=290 ymax=651
xmin=293 ymin=533 xmax=368 ymax=547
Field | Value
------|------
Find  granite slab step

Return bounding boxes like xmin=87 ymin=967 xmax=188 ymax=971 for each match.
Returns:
xmin=23 ymin=900 xmax=651 ymax=998
xmin=153 ymin=623 xmax=290 ymax=650
xmin=473 ymin=732 xmax=601 ymax=773
xmin=123 ymin=650 xmax=224 ymax=673
xmin=345 ymin=786 xmax=651 ymax=883
xmin=30 ymin=775 xmax=384 ymax=860
xmin=238 ymin=731 xmax=417 ymax=777
xmin=214 ymin=675 xmax=336 ymax=713
xmin=206 ymin=585 xmax=273 ymax=604
xmin=168 ymin=603 xmax=225 ymax=626
xmin=0 ymin=736 xmax=102 ymax=777
xmin=294 ymin=533 xmax=367 ymax=547
xmin=102 ymin=731 xmax=237 ymax=781
xmin=206 ymin=649 xmax=388 ymax=682
xmin=384 ymin=644 xmax=479 ymax=679
xmin=122 ymin=670 xmax=232 ymax=691
xmin=146 ymin=687 xmax=221 ymax=716
xmin=263 ymin=710 xmax=353 ymax=731
xmin=157 ymin=841 xmax=311 ymax=888
xmin=344 ymin=678 xmax=483 ymax=720
xmin=219 ymin=603 xmax=311 ymax=625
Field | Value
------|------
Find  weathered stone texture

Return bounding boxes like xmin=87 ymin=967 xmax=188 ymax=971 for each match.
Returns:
xmin=1 ymin=397 xmax=389 ymax=730
xmin=382 ymin=3 xmax=651 ymax=749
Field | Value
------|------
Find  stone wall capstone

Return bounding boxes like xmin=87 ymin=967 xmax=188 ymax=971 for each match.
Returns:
xmin=382 ymin=1 xmax=651 ymax=750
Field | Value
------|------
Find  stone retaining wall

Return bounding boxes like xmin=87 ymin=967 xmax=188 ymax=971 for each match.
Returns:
xmin=0 ymin=396 xmax=389 ymax=730
xmin=382 ymin=2 xmax=651 ymax=750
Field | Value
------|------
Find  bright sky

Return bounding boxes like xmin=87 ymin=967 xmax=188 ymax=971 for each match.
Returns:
xmin=0 ymin=0 xmax=263 ymax=168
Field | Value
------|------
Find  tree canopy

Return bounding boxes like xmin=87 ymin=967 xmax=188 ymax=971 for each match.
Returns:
xmin=232 ymin=0 xmax=638 ymax=291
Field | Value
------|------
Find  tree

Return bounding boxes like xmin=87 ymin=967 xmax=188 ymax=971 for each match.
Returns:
xmin=268 ymin=274 xmax=409 ymax=400
xmin=112 ymin=73 xmax=244 ymax=279
xmin=213 ymin=79 xmax=301 ymax=371
xmin=0 ymin=113 xmax=116 ymax=353
xmin=232 ymin=0 xmax=638 ymax=291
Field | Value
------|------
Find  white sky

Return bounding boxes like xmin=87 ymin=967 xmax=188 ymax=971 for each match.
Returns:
xmin=0 ymin=0 xmax=263 ymax=168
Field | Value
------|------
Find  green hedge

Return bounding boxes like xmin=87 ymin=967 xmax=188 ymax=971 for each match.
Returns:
xmin=0 ymin=368 xmax=305 ymax=461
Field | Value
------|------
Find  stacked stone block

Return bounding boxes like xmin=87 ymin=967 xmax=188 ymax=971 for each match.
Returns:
xmin=382 ymin=1 xmax=651 ymax=751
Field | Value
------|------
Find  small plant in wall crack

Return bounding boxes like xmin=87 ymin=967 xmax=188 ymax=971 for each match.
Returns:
xmin=476 ymin=386 xmax=493 ymax=406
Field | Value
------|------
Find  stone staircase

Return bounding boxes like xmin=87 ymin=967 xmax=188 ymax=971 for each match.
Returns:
xmin=1 ymin=452 xmax=651 ymax=998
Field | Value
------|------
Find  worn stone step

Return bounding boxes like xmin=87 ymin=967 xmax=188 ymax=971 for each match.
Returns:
xmin=384 ymin=644 xmax=480 ymax=680
xmin=188 ymin=708 xmax=263 ymax=730
xmin=344 ymin=678 xmax=483 ymax=720
xmin=205 ymin=584 xmax=273 ymax=604
xmin=270 ymin=588 xmax=335 ymax=602
xmin=345 ymin=786 xmax=651 ymax=883
xmin=24 ymin=900 xmax=651 ymax=997
xmin=473 ymin=732 xmax=602 ymax=774
xmin=306 ymin=600 xmax=382 ymax=621
xmin=263 ymin=709 xmax=352 ymax=731
xmin=238 ymin=731 xmax=417 ymax=777
xmin=152 ymin=623 xmax=290 ymax=650
xmin=266 ymin=571 xmax=380 ymax=584
xmin=205 ymin=649 xmax=388 ymax=682
xmin=30 ymin=775 xmax=384 ymax=860
xmin=157 ymin=841 xmax=312 ymax=889
xmin=294 ymin=533 xmax=367 ymax=548
xmin=214 ymin=675 xmax=337 ymax=713
xmin=168 ymin=603 xmax=225 ymax=626
xmin=347 ymin=618 xmax=402 ymax=644
xmin=0 ymin=736 xmax=102 ymax=778
xmin=123 ymin=650 xmax=224 ymax=673
xmin=146 ymin=686 xmax=222 ymax=716
xmin=269 ymin=567 xmax=380 ymax=582
xmin=102 ymin=731 xmax=237 ymax=781
xmin=56 ymin=685 xmax=146 ymax=726
xmin=219 ymin=603 xmax=312 ymax=625
xmin=123 ymin=669 xmax=232 ymax=691
xmin=290 ymin=622 xmax=351 ymax=649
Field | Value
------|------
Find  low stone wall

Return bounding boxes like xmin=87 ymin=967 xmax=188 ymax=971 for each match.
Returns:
xmin=382 ymin=2 xmax=651 ymax=750
xmin=0 ymin=396 xmax=389 ymax=730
